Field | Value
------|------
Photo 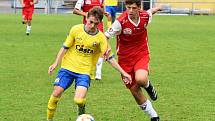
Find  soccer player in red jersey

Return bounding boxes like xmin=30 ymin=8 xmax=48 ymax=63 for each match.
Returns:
xmin=20 ymin=0 xmax=38 ymax=35
xmin=105 ymin=0 xmax=163 ymax=121
xmin=73 ymin=0 xmax=112 ymax=80
xmin=73 ymin=0 xmax=105 ymax=32
xmin=46 ymin=7 xmax=131 ymax=121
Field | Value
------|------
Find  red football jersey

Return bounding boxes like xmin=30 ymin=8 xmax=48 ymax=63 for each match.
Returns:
xmin=82 ymin=0 xmax=103 ymax=12
xmin=23 ymin=0 xmax=34 ymax=8
xmin=116 ymin=10 xmax=150 ymax=64
xmin=82 ymin=0 xmax=104 ymax=31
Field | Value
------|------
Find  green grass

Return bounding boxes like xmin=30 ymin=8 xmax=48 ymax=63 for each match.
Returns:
xmin=0 ymin=14 xmax=215 ymax=121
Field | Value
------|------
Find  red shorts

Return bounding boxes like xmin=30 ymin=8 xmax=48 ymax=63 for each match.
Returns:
xmin=119 ymin=54 xmax=149 ymax=89
xmin=22 ymin=7 xmax=34 ymax=21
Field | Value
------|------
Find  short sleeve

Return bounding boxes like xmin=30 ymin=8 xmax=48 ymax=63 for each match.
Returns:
xmin=146 ymin=10 xmax=153 ymax=24
xmin=74 ymin=0 xmax=84 ymax=10
xmin=104 ymin=20 xmax=122 ymax=38
xmin=63 ymin=27 xmax=76 ymax=48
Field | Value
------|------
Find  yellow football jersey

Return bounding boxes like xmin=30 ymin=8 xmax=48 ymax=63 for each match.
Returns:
xmin=104 ymin=0 xmax=118 ymax=6
xmin=61 ymin=24 xmax=108 ymax=79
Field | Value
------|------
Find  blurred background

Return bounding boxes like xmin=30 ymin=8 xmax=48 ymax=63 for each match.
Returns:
xmin=0 ymin=0 xmax=215 ymax=15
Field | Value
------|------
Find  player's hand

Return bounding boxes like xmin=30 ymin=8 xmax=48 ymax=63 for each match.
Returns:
xmin=48 ymin=63 xmax=58 ymax=76
xmin=122 ymin=73 xmax=132 ymax=84
xmin=84 ymin=12 xmax=88 ymax=17
xmin=157 ymin=4 xmax=166 ymax=11
xmin=104 ymin=12 xmax=112 ymax=21
xmin=104 ymin=12 xmax=110 ymax=17
xmin=21 ymin=3 xmax=25 ymax=7
xmin=83 ymin=12 xmax=88 ymax=22
xmin=30 ymin=2 xmax=34 ymax=5
xmin=150 ymin=5 xmax=166 ymax=14
xmin=34 ymin=0 xmax=39 ymax=4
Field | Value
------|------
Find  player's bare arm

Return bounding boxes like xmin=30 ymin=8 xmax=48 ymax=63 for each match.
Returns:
xmin=34 ymin=0 xmax=39 ymax=4
xmin=30 ymin=0 xmax=39 ymax=5
xmin=150 ymin=6 xmax=163 ymax=14
xmin=48 ymin=48 xmax=67 ymax=75
xmin=104 ymin=11 xmax=112 ymax=28
xmin=103 ymin=12 xmax=111 ymax=19
xmin=19 ymin=0 xmax=25 ymax=7
xmin=73 ymin=8 xmax=88 ymax=17
xmin=107 ymin=58 xmax=132 ymax=84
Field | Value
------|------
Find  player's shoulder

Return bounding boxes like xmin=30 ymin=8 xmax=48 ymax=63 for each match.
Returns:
xmin=117 ymin=11 xmax=128 ymax=22
xmin=76 ymin=0 xmax=84 ymax=3
xmin=139 ymin=10 xmax=150 ymax=17
xmin=72 ymin=24 xmax=84 ymax=29
xmin=70 ymin=24 xmax=84 ymax=32
xmin=97 ymin=31 xmax=106 ymax=38
xmin=96 ymin=31 xmax=107 ymax=41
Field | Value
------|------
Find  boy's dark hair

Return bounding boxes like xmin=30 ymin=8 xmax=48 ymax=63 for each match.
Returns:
xmin=87 ymin=6 xmax=104 ymax=22
xmin=125 ymin=0 xmax=141 ymax=7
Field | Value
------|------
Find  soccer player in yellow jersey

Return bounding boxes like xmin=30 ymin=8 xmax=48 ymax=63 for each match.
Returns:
xmin=73 ymin=0 xmax=113 ymax=80
xmin=46 ymin=7 xmax=131 ymax=121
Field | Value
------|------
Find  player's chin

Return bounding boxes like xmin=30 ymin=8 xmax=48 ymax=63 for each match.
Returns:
xmin=89 ymin=28 xmax=96 ymax=32
xmin=128 ymin=14 xmax=135 ymax=18
xmin=128 ymin=13 xmax=133 ymax=16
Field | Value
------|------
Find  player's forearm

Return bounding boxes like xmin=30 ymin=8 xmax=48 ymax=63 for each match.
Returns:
xmin=106 ymin=15 xmax=112 ymax=28
xmin=150 ymin=7 xmax=163 ymax=14
xmin=34 ymin=0 xmax=39 ymax=4
xmin=53 ymin=47 xmax=67 ymax=66
xmin=108 ymin=58 xmax=126 ymax=74
xmin=19 ymin=0 xmax=24 ymax=6
xmin=104 ymin=12 xmax=112 ymax=21
xmin=73 ymin=9 xmax=87 ymax=17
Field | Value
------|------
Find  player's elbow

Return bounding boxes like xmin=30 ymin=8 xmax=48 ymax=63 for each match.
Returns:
xmin=73 ymin=9 xmax=80 ymax=15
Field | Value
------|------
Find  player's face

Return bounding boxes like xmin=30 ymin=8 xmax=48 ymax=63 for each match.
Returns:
xmin=85 ymin=15 xmax=100 ymax=33
xmin=126 ymin=3 xmax=140 ymax=19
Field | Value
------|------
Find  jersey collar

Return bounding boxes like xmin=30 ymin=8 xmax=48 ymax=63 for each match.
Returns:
xmin=128 ymin=14 xmax=140 ymax=27
xmin=84 ymin=25 xmax=99 ymax=36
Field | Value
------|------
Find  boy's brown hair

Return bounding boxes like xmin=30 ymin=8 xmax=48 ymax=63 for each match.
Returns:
xmin=125 ymin=0 xmax=141 ymax=7
xmin=87 ymin=6 xmax=104 ymax=22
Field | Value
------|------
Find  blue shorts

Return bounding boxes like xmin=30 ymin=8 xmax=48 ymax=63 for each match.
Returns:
xmin=105 ymin=6 xmax=118 ymax=18
xmin=53 ymin=68 xmax=90 ymax=90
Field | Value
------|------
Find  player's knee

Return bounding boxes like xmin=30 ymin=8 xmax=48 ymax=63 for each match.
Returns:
xmin=52 ymin=92 xmax=61 ymax=97
xmin=135 ymin=76 xmax=148 ymax=85
xmin=52 ymin=88 xmax=64 ymax=97
xmin=74 ymin=98 xmax=86 ymax=107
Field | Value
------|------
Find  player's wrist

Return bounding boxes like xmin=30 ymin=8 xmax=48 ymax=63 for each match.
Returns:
xmin=84 ymin=12 xmax=88 ymax=17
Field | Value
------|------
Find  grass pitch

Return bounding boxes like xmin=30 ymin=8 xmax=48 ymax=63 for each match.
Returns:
xmin=0 ymin=14 xmax=215 ymax=121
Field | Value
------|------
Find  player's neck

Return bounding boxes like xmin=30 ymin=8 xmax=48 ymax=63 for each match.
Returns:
xmin=128 ymin=15 xmax=139 ymax=25
xmin=84 ymin=25 xmax=98 ymax=35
